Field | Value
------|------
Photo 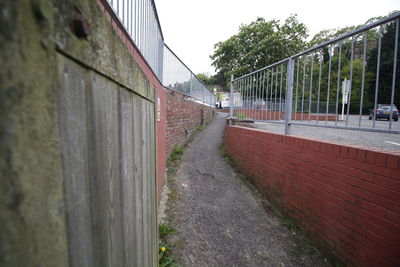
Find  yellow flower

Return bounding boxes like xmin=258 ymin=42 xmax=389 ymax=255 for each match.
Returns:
xmin=161 ymin=247 xmax=166 ymax=252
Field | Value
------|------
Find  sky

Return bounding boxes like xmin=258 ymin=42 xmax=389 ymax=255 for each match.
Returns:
xmin=154 ymin=0 xmax=399 ymax=75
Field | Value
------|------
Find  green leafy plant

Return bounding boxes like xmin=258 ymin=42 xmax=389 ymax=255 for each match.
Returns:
xmin=235 ymin=113 xmax=246 ymax=119
xmin=169 ymin=146 xmax=184 ymax=163
xmin=159 ymin=223 xmax=179 ymax=267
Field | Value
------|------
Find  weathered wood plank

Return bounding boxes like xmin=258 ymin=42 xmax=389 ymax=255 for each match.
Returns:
xmin=142 ymin=99 xmax=150 ymax=267
xmin=89 ymin=73 xmax=124 ymax=267
xmin=148 ymin=101 xmax=157 ymax=266
xmin=57 ymin=56 xmax=157 ymax=267
xmin=133 ymin=95 xmax=144 ymax=267
xmin=57 ymin=55 xmax=94 ymax=267
xmin=119 ymin=88 xmax=137 ymax=267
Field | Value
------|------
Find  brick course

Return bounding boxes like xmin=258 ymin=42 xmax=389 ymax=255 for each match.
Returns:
xmin=226 ymin=125 xmax=400 ymax=266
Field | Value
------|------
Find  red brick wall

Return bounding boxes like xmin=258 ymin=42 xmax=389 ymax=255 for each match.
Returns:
xmin=156 ymin=87 xmax=168 ymax=199
xmin=166 ymin=90 xmax=215 ymax=155
xmin=234 ymin=109 xmax=338 ymax=121
xmin=226 ymin=125 xmax=400 ymax=266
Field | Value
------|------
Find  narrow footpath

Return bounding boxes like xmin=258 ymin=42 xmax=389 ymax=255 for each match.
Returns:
xmin=165 ymin=112 xmax=328 ymax=266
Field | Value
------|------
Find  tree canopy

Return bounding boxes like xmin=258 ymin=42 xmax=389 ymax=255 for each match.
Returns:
xmin=210 ymin=15 xmax=308 ymax=87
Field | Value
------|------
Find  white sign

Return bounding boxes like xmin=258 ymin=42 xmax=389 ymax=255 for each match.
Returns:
xmin=342 ymin=79 xmax=351 ymax=104
xmin=341 ymin=79 xmax=351 ymax=120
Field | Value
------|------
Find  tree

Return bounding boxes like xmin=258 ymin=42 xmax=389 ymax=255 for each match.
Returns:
xmin=210 ymin=15 xmax=308 ymax=85
xmin=196 ymin=73 xmax=217 ymax=86
xmin=366 ymin=20 xmax=400 ymax=109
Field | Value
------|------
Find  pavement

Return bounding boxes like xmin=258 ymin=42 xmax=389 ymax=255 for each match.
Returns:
xmin=249 ymin=116 xmax=400 ymax=152
xmin=164 ymin=112 xmax=328 ymax=267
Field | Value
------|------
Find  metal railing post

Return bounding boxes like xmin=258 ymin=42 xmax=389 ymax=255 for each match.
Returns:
xmin=284 ymin=58 xmax=294 ymax=135
xmin=230 ymin=74 xmax=234 ymax=118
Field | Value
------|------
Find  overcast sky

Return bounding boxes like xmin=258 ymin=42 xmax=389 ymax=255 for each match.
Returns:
xmin=154 ymin=0 xmax=398 ymax=75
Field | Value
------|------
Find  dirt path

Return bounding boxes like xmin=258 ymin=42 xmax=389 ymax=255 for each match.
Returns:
xmin=165 ymin=112 xmax=329 ymax=267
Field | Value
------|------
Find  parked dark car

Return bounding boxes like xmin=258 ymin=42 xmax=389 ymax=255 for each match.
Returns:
xmin=369 ymin=104 xmax=399 ymax=121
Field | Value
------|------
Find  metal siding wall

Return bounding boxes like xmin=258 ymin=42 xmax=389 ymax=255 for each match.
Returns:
xmin=58 ymin=55 xmax=156 ymax=267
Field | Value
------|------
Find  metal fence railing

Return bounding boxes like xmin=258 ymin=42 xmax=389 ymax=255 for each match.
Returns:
xmin=104 ymin=0 xmax=216 ymax=106
xmin=230 ymin=13 xmax=400 ymax=134
xmin=106 ymin=0 xmax=164 ymax=79
xmin=163 ymin=45 xmax=216 ymax=107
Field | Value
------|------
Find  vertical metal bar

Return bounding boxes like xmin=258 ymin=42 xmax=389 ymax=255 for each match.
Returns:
xmin=316 ymin=51 xmax=323 ymax=123
xmin=254 ymin=72 xmax=261 ymax=120
xmin=257 ymin=71 xmax=263 ymax=120
xmin=246 ymin=76 xmax=250 ymax=118
xmin=122 ymin=0 xmax=125 ymax=27
xmin=242 ymin=78 xmax=245 ymax=117
xmin=389 ymin=18 xmax=399 ymax=130
xmin=335 ymin=42 xmax=342 ymax=125
xmin=259 ymin=72 xmax=263 ymax=120
xmin=274 ymin=66 xmax=278 ymax=120
xmin=131 ymin=0 xmax=134 ymax=38
xmin=308 ymin=53 xmax=315 ymax=122
xmin=240 ymin=79 xmax=242 ymax=116
xmin=252 ymin=73 xmax=255 ymax=120
xmin=246 ymin=76 xmax=250 ymax=119
xmin=326 ymin=45 xmax=332 ymax=124
xmin=358 ymin=31 xmax=367 ymax=128
xmin=139 ymin=0 xmax=142 ymax=50
xmin=285 ymin=58 xmax=295 ymax=134
xmin=301 ymin=56 xmax=306 ymax=121
xmin=189 ymin=73 xmax=193 ymax=98
xmin=279 ymin=64 xmax=283 ymax=120
xmin=346 ymin=36 xmax=355 ymax=127
xmin=372 ymin=25 xmax=382 ymax=127
xmin=294 ymin=57 xmax=299 ymax=121
xmin=252 ymin=73 xmax=256 ymax=120
xmin=270 ymin=68 xmax=274 ymax=121
xmin=126 ymin=0 xmax=129 ymax=34
xmin=145 ymin=0 xmax=148 ymax=60
xmin=252 ymin=73 xmax=258 ymax=120
xmin=264 ymin=70 xmax=269 ymax=121
xmin=135 ymin=0 xmax=138 ymax=43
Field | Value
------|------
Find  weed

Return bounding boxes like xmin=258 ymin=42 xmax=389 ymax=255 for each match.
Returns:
xmin=159 ymin=223 xmax=179 ymax=267
xmin=159 ymin=223 xmax=179 ymax=240
xmin=282 ymin=220 xmax=299 ymax=233
xmin=197 ymin=125 xmax=205 ymax=131
xmin=219 ymin=144 xmax=226 ymax=155
xmin=167 ymin=187 xmax=177 ymax=201
xmin=235 ymin=113 xmax=246 ymax=119
xmin=168 ymin=146 xmax=184 ymax=164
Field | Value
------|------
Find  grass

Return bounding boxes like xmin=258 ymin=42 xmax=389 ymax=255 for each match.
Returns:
xmin=168 ymin=146 xmax=184 ymax=164
xmin=159 ymin=223 xmax=179 ymax=267
xmin=235 ymin=113 xmax=246 ymax=119
xmin=277 ymin=214 xmax=326 ymax=261
xmin=197 ymin=125 xmax=205 ymax=131
xmin=220 ymin=144 xmax=235 ymax=166
xmin=159 ymin=223 xmax=179 ymax=242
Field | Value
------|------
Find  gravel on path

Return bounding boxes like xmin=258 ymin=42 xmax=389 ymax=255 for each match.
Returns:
xmin=164 ymin=112 xmax=329 ymax=267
